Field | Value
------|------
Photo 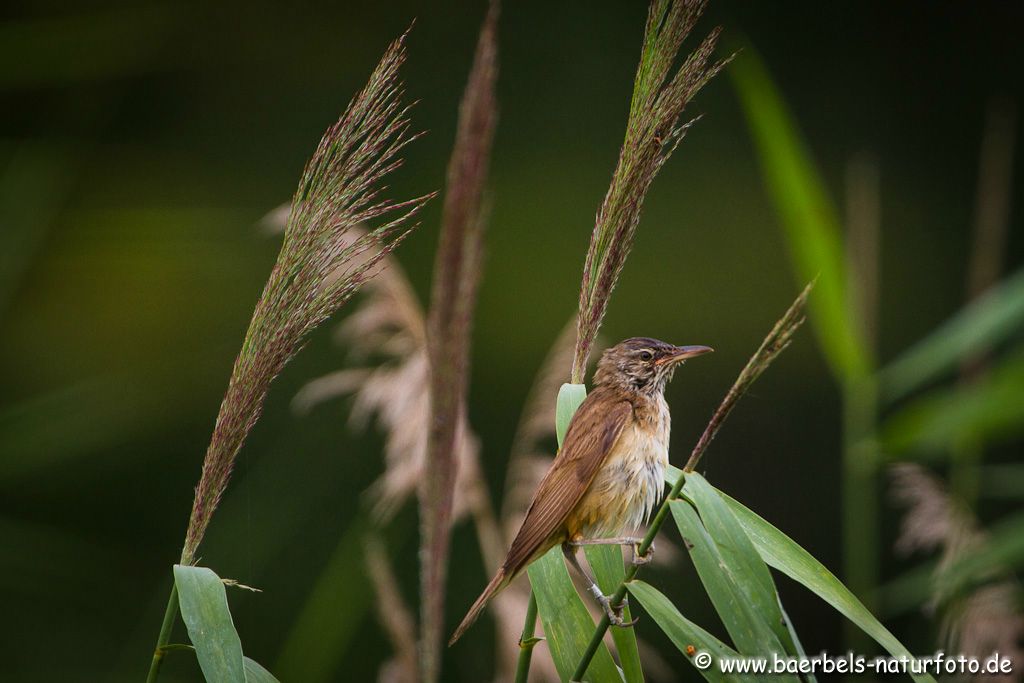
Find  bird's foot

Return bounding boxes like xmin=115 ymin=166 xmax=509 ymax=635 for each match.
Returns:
xmin=597 ymin=594 xmax=639 ymax=628
xmin=631 ymin=542 xmax=655 ymax=566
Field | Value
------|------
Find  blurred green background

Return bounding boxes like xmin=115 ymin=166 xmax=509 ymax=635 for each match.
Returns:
xmin=2 ymin=1 xmax=1022 ymax=681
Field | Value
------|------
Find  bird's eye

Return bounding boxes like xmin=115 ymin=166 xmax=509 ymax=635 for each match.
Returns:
xmin=639 ymin=350 xmax=653 ymax=361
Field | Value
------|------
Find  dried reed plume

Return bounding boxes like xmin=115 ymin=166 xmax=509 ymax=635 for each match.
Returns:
xmin=571 ymin=0 xmax=729 ymax=383
xmin=291 ymin=226 xmax=486 ymax=524
xmin=179 ymin=30 xmax=433 ymax=565
xmin=891 ymin=463 xmax=1023 ymax=680
xmin=420 ymin=4 xmax=499 ymax=681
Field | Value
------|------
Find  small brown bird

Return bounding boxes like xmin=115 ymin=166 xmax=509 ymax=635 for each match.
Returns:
xmin=450 ymin=337 xmax=712 ymax=645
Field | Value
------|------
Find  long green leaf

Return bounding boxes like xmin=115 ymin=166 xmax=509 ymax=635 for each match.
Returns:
xmin=882 ymin=345 xmax=1024 ymax=455
xmin=173 ymin=564 xmax=246 ymax=683
xmin=683 ymin=475 xmax=803 ymax=660
xmin=529 ymin=547 xmax=621 ymax=683
xmin=730 ymin=43 xmax=868 ymax=382
xmin=714 ymin=495 xmax=936 ymax=683
xmin=670 ymin=501 xmax=798 ymax=683
xmin=627 ymin=580 xmax=756 ymax=683
xmin=556 ymin=383 xmax=588 ymax=446
xmin=243 ymin=657 xmax=280 ymax=683
xmin=585 ymin=544 xmax=644 ymax=683
xmin=776 ymin=598 xmax=817 ymax=683
xmin=879 ymin=267 xmax=1024 ymax=402
xmin=530 ymin=382 xmax=621 ymax=682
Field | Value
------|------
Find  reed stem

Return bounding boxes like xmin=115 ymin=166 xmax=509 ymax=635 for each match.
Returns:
xmin=144 ymin=584 xmax=178 ymax=683
xmin=514 ymin=591 xmax=539 ymax=683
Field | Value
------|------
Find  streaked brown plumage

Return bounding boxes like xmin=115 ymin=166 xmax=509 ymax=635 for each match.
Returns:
xmin=450 ymin=337 xmax=712 ymax=645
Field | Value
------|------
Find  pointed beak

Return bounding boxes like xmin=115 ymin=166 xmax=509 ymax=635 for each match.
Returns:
xmin=657 ymin=344 xmax=714 ymax=365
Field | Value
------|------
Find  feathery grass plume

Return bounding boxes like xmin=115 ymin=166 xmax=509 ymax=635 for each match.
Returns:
xmin=420 ymin=5 xmax=499 ymax=682
xmin=179 ymin=30 xmax=433 ymax=565
xmin=890 ymin=464 xmax=1024 ymax=677
xmin=290 ymin=226 xmax=486 ymax=524
xmin=571 ymin=0 xmax=729 ymax=383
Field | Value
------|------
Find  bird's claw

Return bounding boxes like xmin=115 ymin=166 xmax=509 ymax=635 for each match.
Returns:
xmin=631 ymin=542 xmax=655 ymax=566
xmin=598 ymin=594 xmax=639 ymax=628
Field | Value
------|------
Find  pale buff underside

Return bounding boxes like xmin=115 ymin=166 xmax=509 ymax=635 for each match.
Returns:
xmin=564 ymin=394 xmax=671 ymax=541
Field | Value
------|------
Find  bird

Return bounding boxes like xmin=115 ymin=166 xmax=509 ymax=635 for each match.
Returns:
xmin=449 ymin=337 xmax=712 ymax=645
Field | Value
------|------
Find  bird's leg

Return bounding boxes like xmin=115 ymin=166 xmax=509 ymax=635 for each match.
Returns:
xmin=569 ymin=536 xmax=655 ymax=566
xmin=561 ymin=542 xmax=638 ymax=628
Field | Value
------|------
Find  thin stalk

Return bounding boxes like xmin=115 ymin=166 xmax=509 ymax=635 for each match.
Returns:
xmin=841 ymin=155 xmax=880 ymax=651
xmin=840 ymin=375 xmax=879 ymax=654
xmin=145 ymin=584 xmax=178 ymax=683
xmin=952 ymin=99 xmax=1016 ymax=507
xmin=571 ymin=283 xmax=811 ymax=682
xmin=514 ymin=591 xmax=539 ymax=683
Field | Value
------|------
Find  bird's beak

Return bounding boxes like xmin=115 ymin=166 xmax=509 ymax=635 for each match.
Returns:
xmin=658 ymin=344 xmax=714 ymax=365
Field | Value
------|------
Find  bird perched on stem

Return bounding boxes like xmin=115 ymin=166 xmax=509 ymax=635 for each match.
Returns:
xmin=450 ymin=337 xmax=712 ymax=644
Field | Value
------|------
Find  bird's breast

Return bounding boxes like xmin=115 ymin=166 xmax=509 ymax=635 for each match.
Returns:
xmin=568 ymin=397 xmax=671 ymax=539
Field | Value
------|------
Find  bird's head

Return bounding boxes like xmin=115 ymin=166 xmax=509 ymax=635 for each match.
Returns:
xmin=593 ymin=337 xmax=713 ymax=395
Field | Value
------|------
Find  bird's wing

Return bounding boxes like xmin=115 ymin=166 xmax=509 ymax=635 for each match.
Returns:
xmin=502 ymin=392 xmax=633 ymax=575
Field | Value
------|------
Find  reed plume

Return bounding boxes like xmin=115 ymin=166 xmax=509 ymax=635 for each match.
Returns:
xmin=291 ymin=226 xmax=486 ymax=524
xmin=420 ymin=4 xmax=499 ymax=681
xmin=180 ymin=30 xmax=433 ymax=565
xmin=572 ymin=0 xmax=729 ymax=383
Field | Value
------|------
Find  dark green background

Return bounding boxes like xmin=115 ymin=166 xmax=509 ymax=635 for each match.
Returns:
xmin=2 ymin=1 xmax=1022 ymax=681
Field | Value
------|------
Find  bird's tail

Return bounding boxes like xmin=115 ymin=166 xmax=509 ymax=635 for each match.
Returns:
xmin=449 ymin=568 xmax=511 ymax=646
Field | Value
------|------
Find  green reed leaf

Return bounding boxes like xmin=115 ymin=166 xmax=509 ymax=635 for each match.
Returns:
xmin=670 ymin=501 xmax=798 ymax=682
xmin=555 ymin=383 xmax=587 ymax=447
xmin=585 ymin=543 xmax=644 ymax=683
xmin=879 ymin=267 xmax=1024 ymax=402
xmin=627 ymin=580 xmax=754 ymax=683
xmin=682 ymin=475 xmax=804 ymax=662
xmin=243 ymin=657 xmax=280 ymax=683
xmin=528 ymin=548 xmax=621 ymax=683
xmin=730 ymin=43 xmax=869 ymax=381
xmin=713 ymin=488 xmax=936 ymax=683
xmin=883 ymin=344 xmax=1024 ymax=456
xmin=173 ymin=564 xmax=245 ymax=683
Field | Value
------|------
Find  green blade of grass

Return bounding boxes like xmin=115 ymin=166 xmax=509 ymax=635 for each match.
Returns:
xmin=776 ymin=598 xmax=817 ymax=683
xmin=711 ymin=490 xmax=936 ymax=683
xmin=882 ymin=344 xmax=1024 ymax=456
xmin=627 ymin=580 xmax=756 ymax=683
xmin=670 ymin=501 xmax=798 ymax=681
xmin=879 ymin=267 xmax=1024 ymax=402
xmin=555 ymin=383 xmax=588 ymax=446
xmin=730 ymin=42 xmax=869 ymax=382
xmin=682 ymin=474 xmax=803 ymax=661
xmin=584 ymin=544 xmax=644 ymax=683
xmin=243 ymin=657 xmax=280 ymax=683
xmin=173 ymin=565 xmax=246 ymax=683
xmin=528 ymin=549 xmax=622 ymax=683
